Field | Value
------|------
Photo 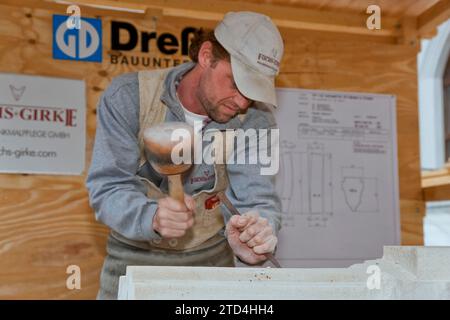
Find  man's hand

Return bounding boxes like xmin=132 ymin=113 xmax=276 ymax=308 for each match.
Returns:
xmin=226 ymin=211 xmax=277 ymax=265
xmin=152 ymin=195 xmax=195 ymax=238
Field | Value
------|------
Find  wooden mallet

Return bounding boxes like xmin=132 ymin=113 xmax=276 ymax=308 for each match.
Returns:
xmin=143 ymin=122 xmax=194 ymax=202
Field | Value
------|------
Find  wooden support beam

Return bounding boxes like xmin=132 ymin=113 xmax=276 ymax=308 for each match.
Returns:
xmin=117 ymin=0 xmax=402 ymax=36
xmin=0 ymin=0 xmax=151 ymax=19
xmin=422 ymin=164 xmax=450 ymax=201
xmin=398 ymin=16 xmax=420 ymax=51
xmin=423 ymin=183 xmax=450 ymax=202
xmin=27 ymin=0 xmax=402 ymax=40
xmin=418 ymin=0 xmax=450 ymax=38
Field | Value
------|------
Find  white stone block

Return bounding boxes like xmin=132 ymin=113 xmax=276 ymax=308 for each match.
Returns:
xmin=118 ymin=246 xmax=450 ymax=300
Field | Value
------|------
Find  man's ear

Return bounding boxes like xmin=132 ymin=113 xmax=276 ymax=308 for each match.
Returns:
xmin=197 ymin=41 xmax=213 ymax=68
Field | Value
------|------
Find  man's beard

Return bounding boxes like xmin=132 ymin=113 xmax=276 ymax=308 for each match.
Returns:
xmin=196 ymin=91 xmax=236 ymax=123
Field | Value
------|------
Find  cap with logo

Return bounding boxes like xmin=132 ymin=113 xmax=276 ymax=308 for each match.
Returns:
xmin=214 ymin=11 xmax=284 ymax=108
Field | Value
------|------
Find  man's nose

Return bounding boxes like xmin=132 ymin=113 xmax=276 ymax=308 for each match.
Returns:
xmin=234 ymin=91 xmax=252 ymax=110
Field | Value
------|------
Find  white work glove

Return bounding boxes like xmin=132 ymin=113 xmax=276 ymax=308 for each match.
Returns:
xmin=225 ymin=210 xmax=277 ymax=265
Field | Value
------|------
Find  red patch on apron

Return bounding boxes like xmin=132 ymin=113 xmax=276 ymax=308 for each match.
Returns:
xmin=205 ymin=195 xmax=220 ymax=210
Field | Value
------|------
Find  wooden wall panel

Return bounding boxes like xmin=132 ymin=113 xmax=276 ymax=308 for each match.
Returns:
xmin=0 ymin=3 xmax=424 ymax=299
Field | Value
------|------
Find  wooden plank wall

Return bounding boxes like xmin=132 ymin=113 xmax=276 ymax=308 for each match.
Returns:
xmin=0 ymin=4 xmax=424 ymax=299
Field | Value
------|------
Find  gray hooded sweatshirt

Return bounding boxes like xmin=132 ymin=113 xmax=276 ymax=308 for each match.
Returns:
xmin=86 ymin=62 xmax=282 ymax=243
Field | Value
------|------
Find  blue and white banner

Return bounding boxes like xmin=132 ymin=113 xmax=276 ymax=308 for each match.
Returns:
xmin=52 ymin=14 xmax=102 ymax=62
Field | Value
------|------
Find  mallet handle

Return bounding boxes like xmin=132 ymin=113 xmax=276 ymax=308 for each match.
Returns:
xmin=168 ymin=174 xmax=185 ymax=203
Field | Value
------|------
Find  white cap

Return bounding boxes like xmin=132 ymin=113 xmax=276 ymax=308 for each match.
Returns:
xmin=214 ymin=11 xmax=284 ymax=107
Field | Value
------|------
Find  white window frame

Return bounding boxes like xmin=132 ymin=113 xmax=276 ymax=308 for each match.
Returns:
xmin=418 ymin=20 xmax=450 ymax=170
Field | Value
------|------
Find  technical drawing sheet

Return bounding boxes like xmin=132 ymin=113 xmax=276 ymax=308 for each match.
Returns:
xmin=272 ymin=88 xmax=400 ymax=268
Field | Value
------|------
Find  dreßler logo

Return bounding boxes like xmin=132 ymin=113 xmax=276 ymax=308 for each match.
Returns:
xmin=109 ymin=21 xmax=198 ymax=67
xmin=110 ymin=21 xmax=197 ymax=55
xmin=53 ymin=14 xmax=102 ymax=62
